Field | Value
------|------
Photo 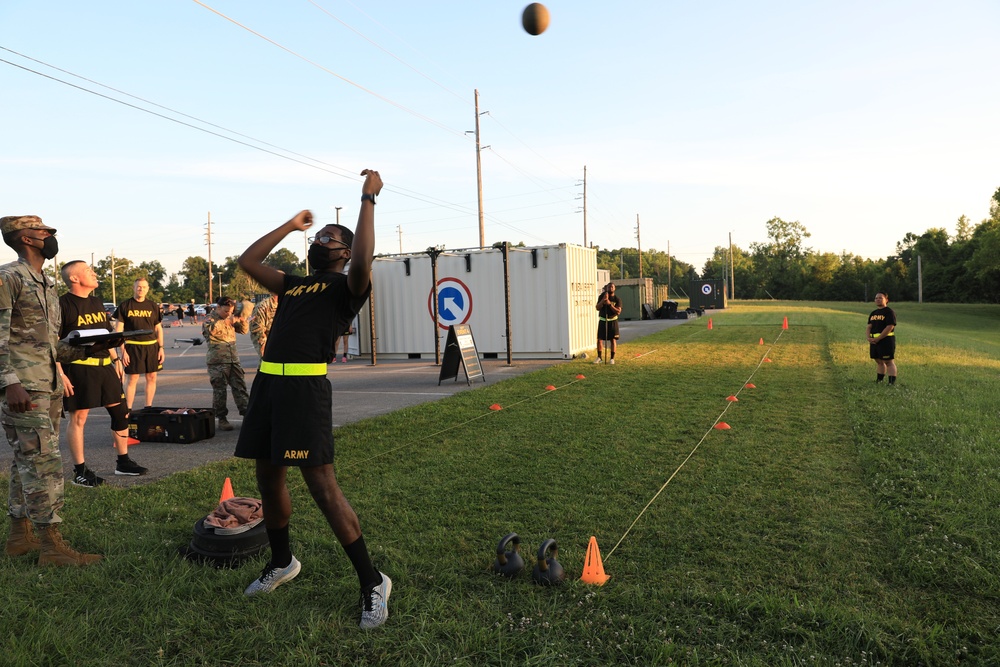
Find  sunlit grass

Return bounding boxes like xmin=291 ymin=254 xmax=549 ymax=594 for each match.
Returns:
xmin=2 ymin=301 xmax=998 ymax=665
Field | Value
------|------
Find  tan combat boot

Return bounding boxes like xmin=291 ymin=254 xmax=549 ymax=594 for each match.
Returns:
xmin=37 ymin=524 xmax=103 ymax=566
xmin=5 ymin=517 xmax=41 ymax=556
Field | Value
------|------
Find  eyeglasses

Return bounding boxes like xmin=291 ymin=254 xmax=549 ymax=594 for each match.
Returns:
xmin=308 ymin=235 xmax=350 ymax=249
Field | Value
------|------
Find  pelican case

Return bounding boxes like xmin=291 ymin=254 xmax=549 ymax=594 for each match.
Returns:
xmin=128 ymin=407 xmax=216 ymax=444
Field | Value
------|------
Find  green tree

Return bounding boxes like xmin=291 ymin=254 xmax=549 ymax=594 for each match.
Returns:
xmin=179 ymin=256 xmax=213 ymax=303
xmin=749 ymin=217 xmax=812 ymax=299
xmin=265 ymin=248 xmax=305 ymax=276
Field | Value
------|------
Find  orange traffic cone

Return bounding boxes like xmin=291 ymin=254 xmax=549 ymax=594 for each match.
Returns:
xmin=576 ymin=374 xmax=586 ymax=379
xmin=782 ymin=316 xmax=788 ymax=330
xmin=745 ymin=383 xmax=756 ymax=389
xmin=759 ymin=338 xmax=764 ymax=345
xmin=219 ymin=477 xmax=235 ymax=503
xmin=714 ymin=422 xmax=731 ymax=430
xmin=127 ymin=437 xmax=141 ymax=446
xmin=489 ymin=404 xmax=503 ymax=411
xmin=726 ymin=395 xmax=738 ymax=402
xmin=580 ymin=536 xmax=610 ymax=585
xmin=545 ymin=385 xmax=556 ymax=391
xmin=707 ymin=318 xmax=713 ymax=330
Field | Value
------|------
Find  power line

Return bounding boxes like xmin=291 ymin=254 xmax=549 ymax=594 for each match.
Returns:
xmin=192 ymin=0 xmax=466 ymax=139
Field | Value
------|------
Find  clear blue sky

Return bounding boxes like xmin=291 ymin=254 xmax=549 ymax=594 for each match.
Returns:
xmin=2 ymin=1 xmax=998 ymax=278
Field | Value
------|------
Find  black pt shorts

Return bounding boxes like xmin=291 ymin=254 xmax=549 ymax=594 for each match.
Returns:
xmin=235 ymin=374 xmax=334 ymax=467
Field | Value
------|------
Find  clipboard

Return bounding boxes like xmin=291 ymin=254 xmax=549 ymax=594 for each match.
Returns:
xmin=63 ymin=329 xmax=154 ymax=346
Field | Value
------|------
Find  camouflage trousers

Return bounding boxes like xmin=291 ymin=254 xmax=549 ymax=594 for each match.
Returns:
xmin=2 ymin=389 xmax=64 ymax=525
xmin=207 ymin=363 xmax=249 ymax=420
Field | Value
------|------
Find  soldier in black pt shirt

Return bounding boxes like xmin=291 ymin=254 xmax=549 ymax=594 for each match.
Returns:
xmin=866 ymin=291 xmax=898 ymax=385
xmin=236 ymin=169 xmax=391 ymax=630
xmin=57 ymin=261 xmax=147 ymax=485
xmin=114 ymin=278 xmax=164 ymax=412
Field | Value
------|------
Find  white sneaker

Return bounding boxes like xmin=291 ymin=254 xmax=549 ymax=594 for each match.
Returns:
xmin=244 ymin=556 xmax=301 ymax=595
xmin=593 ymin=358 xmax=602 ymax=364
xmin=359 ymin=572 xmax=392 ymax=629
xmin=610 ymin=358 xmax=615 ymax=365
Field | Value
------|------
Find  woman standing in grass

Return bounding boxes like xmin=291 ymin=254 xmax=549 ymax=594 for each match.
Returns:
xmin=866 ymin=291 xmax=897 ymax=385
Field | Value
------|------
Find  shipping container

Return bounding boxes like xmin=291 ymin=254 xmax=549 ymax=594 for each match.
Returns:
xmin=359 ymin=244 xmax=598 ymax=359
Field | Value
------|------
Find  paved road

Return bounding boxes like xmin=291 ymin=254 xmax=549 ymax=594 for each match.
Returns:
xmin=0 ymin=315 xmax=699 ymax=487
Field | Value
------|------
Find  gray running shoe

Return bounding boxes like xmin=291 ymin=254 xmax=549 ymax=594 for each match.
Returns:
xmin=359 ymin=572 xmax=392 ymax=629
xmin=244 ymin=556 xmax=301 ymax=595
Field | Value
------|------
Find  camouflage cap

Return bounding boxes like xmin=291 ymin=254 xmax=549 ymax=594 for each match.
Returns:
xmin=0 ymin=215 xmax=57 ymax=236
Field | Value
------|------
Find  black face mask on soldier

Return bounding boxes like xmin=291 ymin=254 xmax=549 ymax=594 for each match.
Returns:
xmin=32 ymin=235 xmax=59 ymax=260
xmin=308 ymin=243 xmax=338 ymax=272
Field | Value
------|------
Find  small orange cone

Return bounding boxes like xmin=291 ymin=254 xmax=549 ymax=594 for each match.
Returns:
xmin=759 ymin=338 xmax=764 ymax=345
xmin=127 ymin=437 xmax=141 ymax=446
xmin=714 ymin=422 xmax=731 ymax=430
xmin=219 ymin=477 xmax=235 ymax=503
xmin=576 ymin=374 xmax=586 ymax=380
xmin=764 ymin=358 xmax=772 ymax=363
xmin=580 ymin=536 xmax=610 ymax=585
xmin=545 ymin=385 xmax=556 ymax=391
xmin=782 ymin=316 xmax=788 ymax=330
xmin=745 ymin=383 xmax=756 ymax=389
xmin=726 ymin=395 xmax=738 ymax=402
xmin=489 ymin=404 xmax=503 ymax=411
xmin=707 ymin=318 xmax=713 ymax=330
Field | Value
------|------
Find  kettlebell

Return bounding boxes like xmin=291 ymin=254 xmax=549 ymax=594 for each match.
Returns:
xmin=531 ymin=538 xmax=565 ymax=586
xmin=493 ymin=532 xmax=524 ymax=578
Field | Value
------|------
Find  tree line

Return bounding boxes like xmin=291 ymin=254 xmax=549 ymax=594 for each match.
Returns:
xmin=597 ymin=186 xmax=1000 ymax=303
xmin=47 ymin=247 xmax=305 ymax=305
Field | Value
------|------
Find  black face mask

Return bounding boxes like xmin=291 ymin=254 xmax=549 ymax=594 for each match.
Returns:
xmin=308 ymin=244 xmax=338 ymax=272
xmin=39 ymin=236 xmax=59 ymax=260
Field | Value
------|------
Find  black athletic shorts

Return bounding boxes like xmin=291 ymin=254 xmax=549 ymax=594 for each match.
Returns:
xmin=870 ymin=336 xmax=895 ymax=360
xmin=63 ymin=363 xmax=126 ymax=411
xmin=125 ymin=342 xmax=161 ymax=374
xmin=235 ymin=374 xmax=334 ymax=467
xmin=598 ymin=319 xmax=620 ymax=341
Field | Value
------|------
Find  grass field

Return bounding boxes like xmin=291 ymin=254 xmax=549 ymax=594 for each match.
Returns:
xmin=3 ymin=301 xmax=999 ymax=666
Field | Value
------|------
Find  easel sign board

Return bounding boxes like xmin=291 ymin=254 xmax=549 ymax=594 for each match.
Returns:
xmin=438 ymin=323 xmax=486 ymax=386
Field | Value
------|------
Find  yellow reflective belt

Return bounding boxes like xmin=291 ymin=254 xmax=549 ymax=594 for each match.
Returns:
xmin=259 ymin=361 xmax=328 ymax=376
xmin=126 ymin=339 xmax=158 ymax=345
xmin=71 ymin=357 xmax=112 ymax=366
xmin=599 ymin=316 xmax=618 ymax=322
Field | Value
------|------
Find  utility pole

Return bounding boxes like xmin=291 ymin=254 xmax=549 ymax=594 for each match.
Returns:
xmin=581 ymin=165 xmax=588 ymax=247
xmin=335 ymin=206 xmax=342 ymax=225
xmin=635 ymin=214 xmax=643 ymax=279
xmin=474 ymin=89 xmax=487 ymax=249
xmin=397 ymin=225 xmax=403 ymax=254
xmin=205 ymin=212 xmax=214 ymax=304
xmin=667 ymin=241 xmax=671 ymax=298
xmin=729 ymin=231 xmax=735 ymax=300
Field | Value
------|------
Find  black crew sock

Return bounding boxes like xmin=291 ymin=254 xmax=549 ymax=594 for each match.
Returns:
xmin=888 ymin=375 xmax=896 ymax=385
xmin=876 ymin=373 xmax=885 ymax=383
xmin=117 ymin=454 xmax=129 ymax=463
xmin=344 ymin=535 xmax=380 ymax=589
xmin=266 ymin=525 xmax=292 ymax=568
xmin=74 ymin=463 xmax=87 ymax=476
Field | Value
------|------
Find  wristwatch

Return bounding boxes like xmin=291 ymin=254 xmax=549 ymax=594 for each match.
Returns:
xmin=361 ymin=193 xmax=376 ymax=205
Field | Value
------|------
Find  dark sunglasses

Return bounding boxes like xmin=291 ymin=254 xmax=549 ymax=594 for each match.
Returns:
xmin=308 ymin=235 xmax=350 ymax=248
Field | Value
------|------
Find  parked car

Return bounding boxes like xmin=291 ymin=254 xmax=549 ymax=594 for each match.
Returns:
xmin=104 ymin=302 xmax=116 ymax=317
xmin=194 ymin=304 xmax=207 ymax=316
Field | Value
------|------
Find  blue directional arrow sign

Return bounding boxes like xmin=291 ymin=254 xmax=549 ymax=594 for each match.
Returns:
xmin=428 ymin=278 xmax=473 ymax=329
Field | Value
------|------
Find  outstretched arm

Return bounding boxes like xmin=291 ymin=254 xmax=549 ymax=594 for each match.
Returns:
xmin=347 ymin=169 xmax=383 ymax=298
xmin=239 ymin=210 xmax=314 ymax=294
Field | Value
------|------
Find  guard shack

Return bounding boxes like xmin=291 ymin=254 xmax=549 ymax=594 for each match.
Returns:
xmin=689 ymin=279 xmax=728 ymax=310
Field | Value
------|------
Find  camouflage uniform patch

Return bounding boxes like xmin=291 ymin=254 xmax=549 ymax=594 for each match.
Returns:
xmin=249 ymin=296 xmax=277 ymax=358
xmin=203 ymin=310 xmax=249 ymax=419
xmin=0 ymin=258 xmax=87 ymax=525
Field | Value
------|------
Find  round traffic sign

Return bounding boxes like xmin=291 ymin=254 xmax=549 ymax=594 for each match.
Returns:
xmin=427 ymin=277 xmax=473 ymax=330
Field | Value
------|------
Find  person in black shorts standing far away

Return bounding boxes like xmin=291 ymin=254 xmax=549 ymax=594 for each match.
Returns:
xmin=114 ymin=278 xmax=164 ymax=412
xmin=57 ymin=261 xmax=147 ymax=486
xmin=866 ymin=291 xmax=898 ymax=385
xmin=236 ymin=169 xmax=391 ymax=629
xmin=594 ymin=282 xmax=622 ymax=365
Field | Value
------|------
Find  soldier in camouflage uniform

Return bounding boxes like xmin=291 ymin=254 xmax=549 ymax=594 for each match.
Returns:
xmin=203 ymin=295 xmax=249 ymax=431
xmin=0 ymin=214 xmax=122 ymax=566
xmin=249 ymin=293 xmax=278 ymax=359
